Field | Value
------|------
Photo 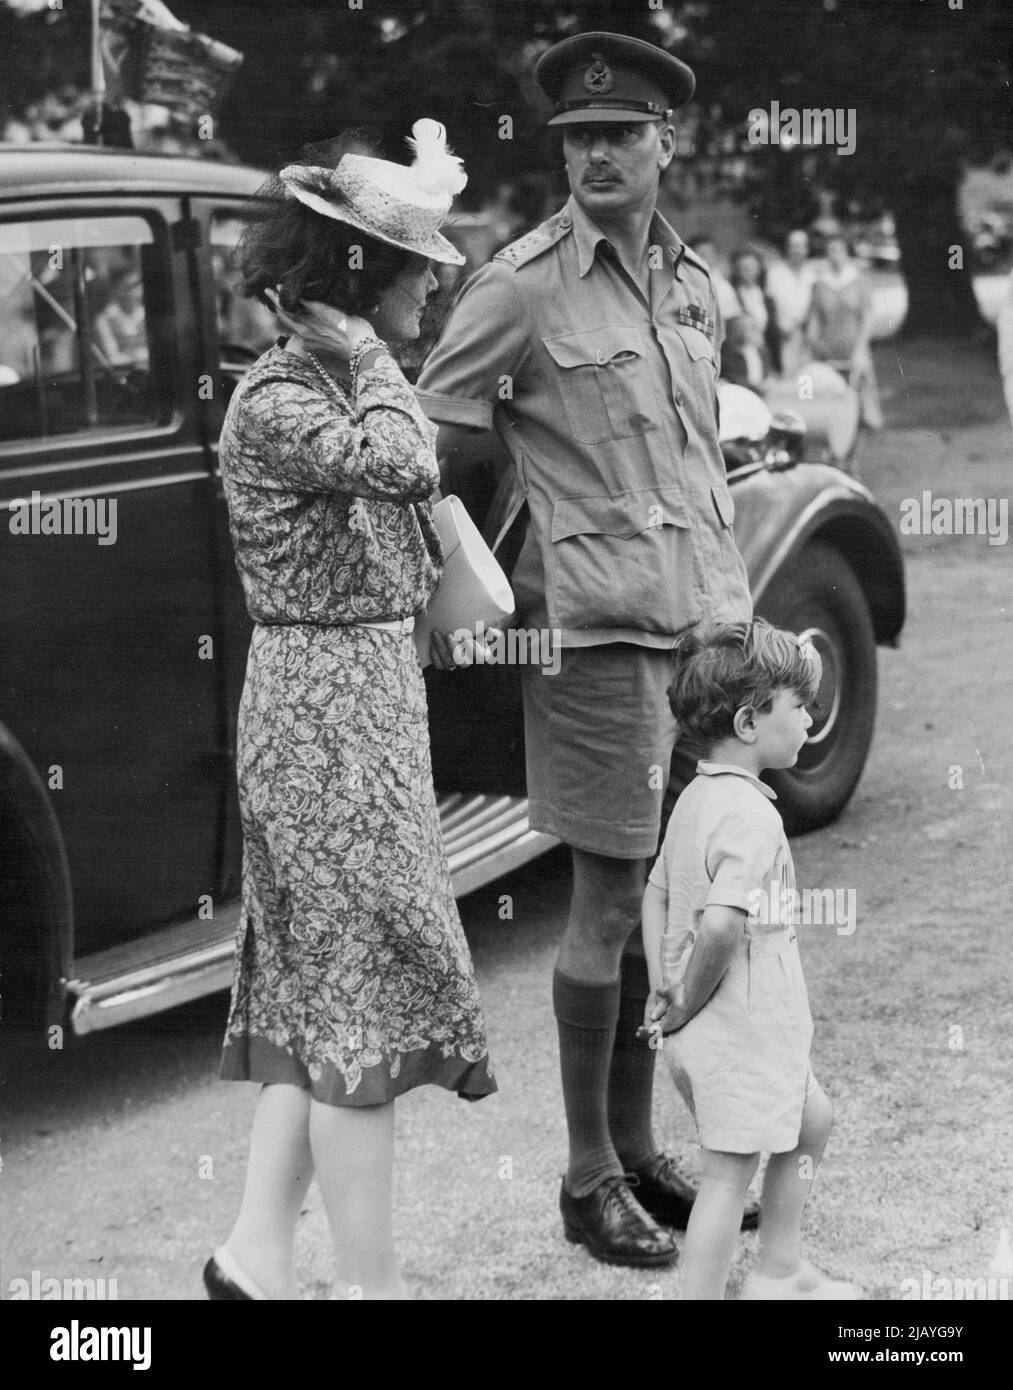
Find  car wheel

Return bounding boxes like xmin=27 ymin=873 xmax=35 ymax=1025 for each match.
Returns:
xmin=759 ymin=540 xmax=878 ymax=833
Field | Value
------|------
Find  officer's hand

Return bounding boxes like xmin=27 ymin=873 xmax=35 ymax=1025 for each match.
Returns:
xmin=429 ymin=628 xmax=502 ymax=671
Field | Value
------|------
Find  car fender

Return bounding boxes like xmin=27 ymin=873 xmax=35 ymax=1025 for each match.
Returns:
xmin=0 ymin=721 xmax=73 ymax=1020
xmin=728 ymin=461 xmax=905 ymax=646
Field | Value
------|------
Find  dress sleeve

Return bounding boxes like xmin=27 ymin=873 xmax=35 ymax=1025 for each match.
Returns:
xmin=703 ymin=801 xmax=782 ymax=913
xmin=238 ymin=354 xmax=440 ymax=502
xmin=415 ymin=261 xmax=533 ymax=430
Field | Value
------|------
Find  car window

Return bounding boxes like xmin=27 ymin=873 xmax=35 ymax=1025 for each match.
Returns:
xmin=0 ymin=214 xmax=165 ymax=446
xmin=211 ymin=212 xmax=278 ymax=364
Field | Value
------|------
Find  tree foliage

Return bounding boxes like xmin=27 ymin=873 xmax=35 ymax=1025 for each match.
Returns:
xmin=2 ymin=0 xmax=1010 ymax=330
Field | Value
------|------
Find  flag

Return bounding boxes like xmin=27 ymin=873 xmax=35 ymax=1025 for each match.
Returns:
xmin=99 ymin=0 xmax=243 ymax=123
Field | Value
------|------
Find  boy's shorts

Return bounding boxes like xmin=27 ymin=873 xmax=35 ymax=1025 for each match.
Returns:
xmin=521 ymin=642 xmax=679 ymax=860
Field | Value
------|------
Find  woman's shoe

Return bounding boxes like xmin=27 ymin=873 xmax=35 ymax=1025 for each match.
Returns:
xmin=739 ymin=1258 xmax=864 ymax=1300
xmin=202 ymin=1246 xmax=270 ymax=1300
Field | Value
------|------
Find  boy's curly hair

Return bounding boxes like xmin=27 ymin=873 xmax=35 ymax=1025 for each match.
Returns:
xmin=667 ymin=618 xmax=823 ymax=744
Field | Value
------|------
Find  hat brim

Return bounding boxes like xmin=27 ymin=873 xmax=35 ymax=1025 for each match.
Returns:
xmin=287 ymin=184 xmax=465 ymax=266
xmin=547 ymin=108 xmax=671 ymax=127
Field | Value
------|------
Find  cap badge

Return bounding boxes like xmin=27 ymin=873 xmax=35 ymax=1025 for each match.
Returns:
xmin=583 ymin=57 xmax=615 ymax=94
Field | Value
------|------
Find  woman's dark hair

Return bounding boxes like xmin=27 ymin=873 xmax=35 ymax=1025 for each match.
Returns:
xmin=730 ymin=247 xmax=767 ymax=290
xmin=236 ymin=128 xmax=414 ymax=316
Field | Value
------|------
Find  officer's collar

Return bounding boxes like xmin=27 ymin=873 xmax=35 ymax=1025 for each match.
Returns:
xmin=565 ymin=195 xmax=686 ymax=279
xmin=696 ymin=760 xmax=778 ymax=801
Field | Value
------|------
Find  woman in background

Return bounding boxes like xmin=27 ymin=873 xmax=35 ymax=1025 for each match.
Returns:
xmin=723 ymin=249 xmax=780 ymax=391
xmin=807 ymin=235 xmax=883 ymax=430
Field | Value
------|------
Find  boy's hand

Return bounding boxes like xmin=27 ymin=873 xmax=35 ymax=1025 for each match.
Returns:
xmin=636 ymin=985 xmax=683 ymax=1046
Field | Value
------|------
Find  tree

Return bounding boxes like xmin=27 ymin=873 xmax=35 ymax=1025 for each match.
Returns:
xmin=3 ymin=0 xmax=1010 ymax=331
xmin=684 ymin=0 xmax=1013 ymax=334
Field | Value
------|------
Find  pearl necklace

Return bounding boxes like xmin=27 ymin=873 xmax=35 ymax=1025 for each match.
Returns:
xmin=304 ymin=349 xmax=352 ymax=406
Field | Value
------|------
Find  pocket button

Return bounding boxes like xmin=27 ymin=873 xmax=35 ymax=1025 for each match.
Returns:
xmin=596 ymin=348 xmax=608 ymax=364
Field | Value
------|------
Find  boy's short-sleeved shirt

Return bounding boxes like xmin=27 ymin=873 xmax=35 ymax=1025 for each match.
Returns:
xmin=648 ymin=760 xmax=796 ymax=990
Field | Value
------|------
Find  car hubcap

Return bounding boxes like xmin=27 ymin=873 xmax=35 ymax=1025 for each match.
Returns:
xmin=798 ymin=624 xmax=841 ymax=748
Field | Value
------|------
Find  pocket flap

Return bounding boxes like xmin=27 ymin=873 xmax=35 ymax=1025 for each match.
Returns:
xmin=551 ymin=487 xmax=692 ymax=542
xmin=711 ymin=485 xmax=735 ymax=527
xmin=543 ymin=327 xmax=643 ymax=370
xmin=675 ymin=324 xmax=716 ymax=363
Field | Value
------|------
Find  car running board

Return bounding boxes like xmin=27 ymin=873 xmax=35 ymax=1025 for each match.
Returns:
xmin=65 ymin=794 xmax=557 ymax=1035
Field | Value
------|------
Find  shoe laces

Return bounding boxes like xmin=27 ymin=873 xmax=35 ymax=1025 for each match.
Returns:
xmin=604 ymin=1174 xmax=649 ymax=1220
xmin=642 ymin=1151 xmax=685 ymax=1182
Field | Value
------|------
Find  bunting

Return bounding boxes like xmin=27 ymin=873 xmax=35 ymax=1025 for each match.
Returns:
xmin=98 ymin=0 xmax=243 ymax=123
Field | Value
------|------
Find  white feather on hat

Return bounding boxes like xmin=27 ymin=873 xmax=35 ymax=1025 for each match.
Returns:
xmin=405 ymin=119 xmax=467 ymax=197
xmin=278 ymin=118 xmax=466 ymax=265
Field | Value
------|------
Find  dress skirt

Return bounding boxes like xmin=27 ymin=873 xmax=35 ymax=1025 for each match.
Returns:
xmin=219 ymin=621 xmax=497 ymax=1106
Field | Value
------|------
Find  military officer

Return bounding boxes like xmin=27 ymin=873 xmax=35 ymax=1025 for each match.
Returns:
xmin=417 ymin=31 xmax=755 ymax=1267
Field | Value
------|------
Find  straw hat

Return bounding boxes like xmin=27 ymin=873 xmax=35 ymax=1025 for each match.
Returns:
xmin=279 ymin=120 xmax=467 ymax=266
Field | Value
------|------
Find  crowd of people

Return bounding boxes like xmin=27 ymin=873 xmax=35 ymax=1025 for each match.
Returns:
xmin=697 ymin=227 xmax=884 ymax=432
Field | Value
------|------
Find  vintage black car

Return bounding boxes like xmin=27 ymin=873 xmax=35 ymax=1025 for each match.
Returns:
xmin=0 ymin=146 xmax=904 ymax=1038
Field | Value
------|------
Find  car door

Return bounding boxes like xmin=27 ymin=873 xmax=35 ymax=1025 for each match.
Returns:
xmin=0 ymin=196 xmax=229 ymax=953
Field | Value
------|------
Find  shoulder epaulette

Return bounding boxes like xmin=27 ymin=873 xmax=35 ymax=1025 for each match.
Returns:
xmin=680 ymin=245 xmax=712 ymax=278
xmin=494 ymin=211 xmax=573 ymax=271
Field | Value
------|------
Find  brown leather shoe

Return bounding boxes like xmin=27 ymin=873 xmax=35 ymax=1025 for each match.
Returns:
xmin=630 ymin=1151 xmax=760 ymax=1231
xmin=560 ymin=1176 xmax=679 ymax=1267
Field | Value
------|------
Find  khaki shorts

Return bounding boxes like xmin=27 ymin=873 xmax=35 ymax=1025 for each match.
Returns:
xmin=521 ymin=643 xmax=679 ymax=860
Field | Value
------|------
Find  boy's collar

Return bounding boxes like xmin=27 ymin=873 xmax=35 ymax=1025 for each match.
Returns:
xmin=696 ymin=760 xmax=778 ymax=801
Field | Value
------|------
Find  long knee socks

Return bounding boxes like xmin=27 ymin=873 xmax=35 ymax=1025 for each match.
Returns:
xmin=552 ymin=969 xmax=623 ymax=1198
xmin=607 ymin=948 xmax=658 ymax=1170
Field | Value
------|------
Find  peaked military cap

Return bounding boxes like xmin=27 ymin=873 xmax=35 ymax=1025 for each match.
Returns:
xmin=536 ymin=30 xmax=695 ymax=127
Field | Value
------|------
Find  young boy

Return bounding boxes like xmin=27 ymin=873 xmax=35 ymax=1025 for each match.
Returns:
xmin=641 ymin=619 xmax=862 ymax=1300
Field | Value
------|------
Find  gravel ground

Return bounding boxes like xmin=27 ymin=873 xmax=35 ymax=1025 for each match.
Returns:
xmin=2 ymin=334 xmax=1011 ymax=1302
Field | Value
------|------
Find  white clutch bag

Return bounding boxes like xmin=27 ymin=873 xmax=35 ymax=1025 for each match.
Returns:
xmin=414 ymin=495 xmax=515 ymax=668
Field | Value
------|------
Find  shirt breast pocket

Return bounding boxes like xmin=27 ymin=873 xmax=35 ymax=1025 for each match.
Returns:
xmin=674 ymin=323 xmax=717 ymax=368
xmin=542 ymin=328 xmax=656 ymax=445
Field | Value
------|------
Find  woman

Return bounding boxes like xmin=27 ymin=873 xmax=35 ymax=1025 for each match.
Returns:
xmin=806 ymin=234 xmax=883 ymax=429
xmin=203 ymin=122 xmax=496 ymax=1302
xmin=723 ymin=249 xmax=781 ymax=391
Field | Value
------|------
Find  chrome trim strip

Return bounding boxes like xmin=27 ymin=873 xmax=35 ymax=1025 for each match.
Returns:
xmin=1 ymin=470 xmax=209 ymax=506
xmin=67 ymin=798 xmax=559 ymax=1033
xmin=0 ymin=414 xmax=189 ymax=470
xmin=72 ymin=958 xmax=235 ymax=1035
xmin=451 ymin=830 xmax=560 ymax=900
xmin=0 ymin=439 xmax=199 ymax=482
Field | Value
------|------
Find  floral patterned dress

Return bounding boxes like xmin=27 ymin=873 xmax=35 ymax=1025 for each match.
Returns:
xmin=217 ymin=342 xmax=496 ymax=1106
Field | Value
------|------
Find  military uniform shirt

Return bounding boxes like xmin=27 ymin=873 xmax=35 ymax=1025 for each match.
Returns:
xmin=416 ymin=195 xmax=752 ymax=648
